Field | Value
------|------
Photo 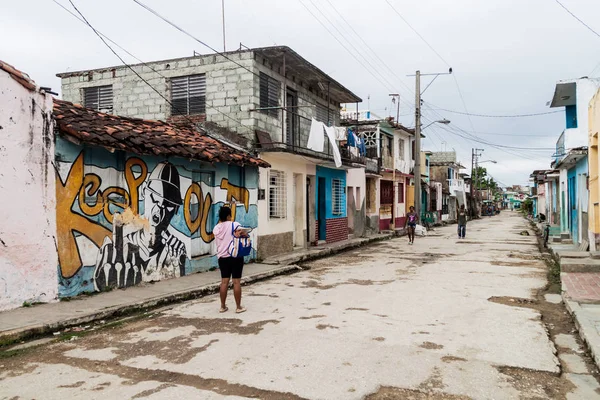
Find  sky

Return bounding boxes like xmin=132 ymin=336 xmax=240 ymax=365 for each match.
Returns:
xmin=3 ymin=0 xmax=600 ymax=186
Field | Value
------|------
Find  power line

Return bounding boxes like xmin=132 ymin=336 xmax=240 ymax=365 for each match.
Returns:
xmin=384 ymin=0 xmax=450 ymax=67
xmin=425 ymin=104 xmax=563 ymax=118
xmin=554 ymin=0 xmax=600 ymax=39
xmin=58 ymin=0 xmax=256 ymax=139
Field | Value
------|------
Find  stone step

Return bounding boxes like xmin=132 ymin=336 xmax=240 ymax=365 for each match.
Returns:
xmin=561 ymin=232 xmax=572 ymax=240
xmin=562 ymin=239 xmax=574 ymax=245
xmin=558 ymin=251 xmax=592 ymax=261
xmin=591 ymin=252 xmax=600 ymax=260
xmin=552 ymin=236 xmax=563 ymax=243
xmin=561 ymin=258 xmax=600 ymax=273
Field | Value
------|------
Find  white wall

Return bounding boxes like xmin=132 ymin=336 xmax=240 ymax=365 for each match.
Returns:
xmin=0 ymin=70 xmax=58 ymax=311
xmin=566 ymin=79 xmax=600 ymax=149
xmin=347 ymin=168 xmax=366 ymax=209
xmin=257 ymin=153 xmax=316 ymax=237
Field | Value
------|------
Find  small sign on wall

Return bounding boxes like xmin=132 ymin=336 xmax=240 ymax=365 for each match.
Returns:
xmin=258 ymin=189 xmax=265 ymax=201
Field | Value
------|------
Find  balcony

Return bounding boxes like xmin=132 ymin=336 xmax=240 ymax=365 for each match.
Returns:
xmin=256 ymin=128 xmax=365 ymax=168
xmin=448 ymin=179 xmax=467 ymax=194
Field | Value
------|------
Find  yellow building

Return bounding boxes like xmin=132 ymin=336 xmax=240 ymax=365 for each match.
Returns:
xmin=589 ymin=89 xmax=600 ymax=250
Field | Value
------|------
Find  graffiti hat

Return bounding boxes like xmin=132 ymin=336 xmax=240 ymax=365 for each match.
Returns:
xmin=147 ymin=162 xmax=183 ymax=206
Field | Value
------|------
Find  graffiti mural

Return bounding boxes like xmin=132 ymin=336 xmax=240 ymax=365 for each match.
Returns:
xmin=55 ymin=141 xmax=259 ymax=297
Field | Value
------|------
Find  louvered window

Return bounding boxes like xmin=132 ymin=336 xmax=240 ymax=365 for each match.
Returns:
xmin=332 ymin=179 xmax=345 ymax=216
xmin=84 ymin=85 xmax=113 ymax=112
xmin=269 ymin=170 xmax=287 ymax=219
xmin=171 ymin=74 xmax=206 ymax=116
xmin=260 ymin=72 xmax=280 ymax=118
xmin=316 ymin=103 xmax=332 ymax=126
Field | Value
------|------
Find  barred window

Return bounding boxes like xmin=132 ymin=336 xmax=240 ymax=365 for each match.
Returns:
xmin=260 ymin=72 xmax=280 ymax=118
xmin=84 ymin=85 xmax=113 ymax=112
xmin=269 ymin=170 xmax=286 ymax=218
xmin=332 ymin=179 xmax=344 ymax=216
xmin=171 ymin=74 xmax=206 ymax=116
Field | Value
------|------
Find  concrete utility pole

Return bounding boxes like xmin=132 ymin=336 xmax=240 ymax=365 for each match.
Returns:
xmin=414 ymin=71 xmax=422 ymax=219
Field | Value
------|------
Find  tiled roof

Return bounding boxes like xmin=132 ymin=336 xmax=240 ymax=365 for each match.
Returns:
xmin=53 ymin=99 xmax=269 ymax=168
xmin=0 ymin=60 xmax=36 ymax=91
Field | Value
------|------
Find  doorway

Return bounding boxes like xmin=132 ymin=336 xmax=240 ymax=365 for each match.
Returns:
xmin=293 ymin=173 xmax=304 ymax=247
xmin=318 ymin=177 xmax=327 ymax=240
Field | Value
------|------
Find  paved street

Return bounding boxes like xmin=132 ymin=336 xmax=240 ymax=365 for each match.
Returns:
xmin=2 ymin=212 xmax=600 ymax=399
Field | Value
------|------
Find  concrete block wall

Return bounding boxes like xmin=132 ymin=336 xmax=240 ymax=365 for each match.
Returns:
xmin=59 ymin=52 xmax=257 ymax=138
xmin=60 ymin=51 xmax=343 ymax=148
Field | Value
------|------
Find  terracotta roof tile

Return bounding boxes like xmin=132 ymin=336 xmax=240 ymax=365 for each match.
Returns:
xmin=0 ymin=60 xmax=36 ymax=91
xmin=53 ymin=99 xmax=269 ymax=168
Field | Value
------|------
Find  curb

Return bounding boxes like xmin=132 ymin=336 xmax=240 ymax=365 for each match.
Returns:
xmin=562 ymin=292 xmax=600 ymax=371
xmin=0 ymin=264 xmax=303 ymax=347
xmin=263 ymin=234 xmax=392 ymax=266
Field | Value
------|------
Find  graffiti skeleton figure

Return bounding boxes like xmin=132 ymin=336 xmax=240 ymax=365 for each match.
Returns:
xmin=94 ymin=162 xmax=187 ymax=291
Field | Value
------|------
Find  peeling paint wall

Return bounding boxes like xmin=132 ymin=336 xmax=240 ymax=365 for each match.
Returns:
xmin=0 ymin=71 xmax=58 ymax=311
xmin=55 ymin=138 xmax=259 ymax=297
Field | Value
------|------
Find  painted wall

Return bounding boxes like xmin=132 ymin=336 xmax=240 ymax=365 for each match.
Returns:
xmin=589 ymin=89 xmax=600 ymax=250
xmin=563 ymin=79 xmax=600 ymax=150
xmin=576 ymin=156 xmax=589 ymax=245
xmin=55 ymin=138 xmax=258 ymax=297
xmin=347 ymin=168 xmax=366 ymax=237
xmin=316 ymin=166 xmax=347 ymax=219
xmin=256 ymin=152 xmax=316 ymax=258
xmin=0 ymin=70 xmax=58 ymax=311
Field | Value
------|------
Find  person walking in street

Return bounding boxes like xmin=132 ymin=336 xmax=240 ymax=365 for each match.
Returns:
xmin=214 ymin=206 xmax=248 ymax=314
xmin=405 ymin=206 xmax=418 ymax=245
xmin=458 ymin=204 xmax=467 ymax=239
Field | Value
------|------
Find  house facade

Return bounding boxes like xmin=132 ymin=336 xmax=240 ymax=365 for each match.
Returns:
xmin=58 ymin=46 xmax=363 ymax=260
xmin=429 ymin=152 xmax=466 ymax=222
xmin=549 ymin=78 xmax=600 ymax=246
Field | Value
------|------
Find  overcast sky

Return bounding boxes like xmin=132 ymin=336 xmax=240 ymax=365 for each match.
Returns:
xmin=4 ymin=0 xmax=600 ymax=185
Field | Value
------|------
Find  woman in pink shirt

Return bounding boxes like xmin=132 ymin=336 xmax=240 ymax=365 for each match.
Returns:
xmin=213 ymin=206 xmax=247 ymax=314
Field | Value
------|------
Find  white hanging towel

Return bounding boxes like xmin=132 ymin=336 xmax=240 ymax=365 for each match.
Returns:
xmin=324 ymin=125 xmax=342 ymax=168
xmin=334 ymin=127 xmax=347 ymax=141
xmin=307 ymin=118 xmax=325 ymax=152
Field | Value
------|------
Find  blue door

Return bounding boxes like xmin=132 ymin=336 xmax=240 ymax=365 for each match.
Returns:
xmin=318 ymin=177 xmax=327 ymax=240
xmin=568 ymin=173 xmax=577 ymax=242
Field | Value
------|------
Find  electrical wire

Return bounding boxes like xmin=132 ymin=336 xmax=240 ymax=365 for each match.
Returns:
xmin=425 ymin=104 xmax=563 ymax=118
xmin=131 ymin=0 xmax=340 ymax=111
xmin=59 ymin=0 xmax=256 ymax=140
xmin=554 ymin=0 xmax=600 ymax=39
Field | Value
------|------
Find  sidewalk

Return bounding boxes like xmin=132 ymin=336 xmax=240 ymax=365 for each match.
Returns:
xmin=0 ymin=233 xmax=391 ymax=346
xmin=562 ymin=272 xmax=600 ymax=369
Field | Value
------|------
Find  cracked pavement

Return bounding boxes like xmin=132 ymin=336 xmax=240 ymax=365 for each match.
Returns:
xmin=1 ymin=212 xmax=600 ymax=399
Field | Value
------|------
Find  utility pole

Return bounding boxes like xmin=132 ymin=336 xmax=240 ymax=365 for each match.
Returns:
xmin=471 ymin=149 xmax=475 ymax=217
xmin=222 ymin=0 xmax=226 ymax=52
xmin=414 ymin=71 xmax=422 ymax=219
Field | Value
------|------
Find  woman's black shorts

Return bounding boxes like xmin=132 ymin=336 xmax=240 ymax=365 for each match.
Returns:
xmin=218 ymin=257 xmax=244 ymax=279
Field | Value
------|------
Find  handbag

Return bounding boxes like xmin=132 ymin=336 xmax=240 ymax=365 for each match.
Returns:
xmin=228 ymin=222 xmax=253 ymax=258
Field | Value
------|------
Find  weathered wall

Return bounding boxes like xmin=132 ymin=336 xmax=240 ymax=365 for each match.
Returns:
xmin=55 ymin=138 xmax=259 ymax=297
xmin=589 ymin=89 xmax=600 ymax=250
xmin=0 ymin=71 xmax=58 ymax=311
xmin=60 ymin=52 xmax=256 ymax=136
xmin=59 ymin=51 xmax=341 ymax=147
xmin=347 ymin=168 xmax=366 ymax=237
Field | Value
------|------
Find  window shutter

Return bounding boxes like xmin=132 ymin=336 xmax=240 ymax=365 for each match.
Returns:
xmin=260 ymin=72 xmax=280 ymax=118
xmin=84 ymin=85 xmax=113 ymax=112
xmin=316 ymin=103 xmax=331 ymax=126
xmin=171 ymin=74 xmax=206 ymax=115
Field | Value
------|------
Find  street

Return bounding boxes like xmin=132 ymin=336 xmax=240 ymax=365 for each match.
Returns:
xmin=1 ymin=212 xmax=599 ymax=399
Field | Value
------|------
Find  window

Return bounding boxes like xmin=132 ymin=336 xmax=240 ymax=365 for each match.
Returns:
xmin=398 ymin=139 xmax=405 ymax=160
xmin=332 ymin=179 xmax=344 ymax=216
xmin=411 ymin=140 xmax=415 ymax=160
xmin=171 ymin=74 xmax=206 ymax=116
xmin=316 ymin=103 xmax=332 ymax=126
xmin=269 ymin=170 xmax=286 ymax=218
xmin=84 ymin=85 xmax=113 ymax=112
xmin=260 ymin=72 xmax=280 ymax=118
xmin=398 ymin=182 xmax=404 ymax=203
xmin=387 ymin=137 xmax=393 ymax=156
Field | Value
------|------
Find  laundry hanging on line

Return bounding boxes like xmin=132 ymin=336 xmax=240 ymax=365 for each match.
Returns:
xmin=307 ymin=118 xmax=325 ymax=152
xmin=324 ymin=125 xmax=342 ymax=168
